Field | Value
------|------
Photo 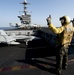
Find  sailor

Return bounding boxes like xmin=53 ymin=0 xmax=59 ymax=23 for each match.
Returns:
xmin=46 ymin=15 xmax=74 ymax=75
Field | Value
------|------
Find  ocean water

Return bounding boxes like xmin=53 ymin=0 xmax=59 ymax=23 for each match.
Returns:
xmin=0 ymin=27 xmax=17 ymax=30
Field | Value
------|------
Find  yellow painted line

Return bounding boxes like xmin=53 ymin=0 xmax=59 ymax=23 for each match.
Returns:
xmin=11 ymin=66 xmax=21 ymax=71
xmin=29 ymin=65 xmax=36 ymax=69
xmin=0 ymin=63 xmax=51 ymax=72
xmin=0 ymin=64 xmax=37 ymax=72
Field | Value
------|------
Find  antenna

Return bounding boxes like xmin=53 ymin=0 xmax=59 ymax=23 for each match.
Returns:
xmin=24 ymin=0 xmax=27 ymax=4
xmin=18 ymin=0 xmax=31 ymax=25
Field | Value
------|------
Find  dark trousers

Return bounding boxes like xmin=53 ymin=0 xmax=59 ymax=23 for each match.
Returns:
xmin=56 ymin=45 xmax=69 ymax=71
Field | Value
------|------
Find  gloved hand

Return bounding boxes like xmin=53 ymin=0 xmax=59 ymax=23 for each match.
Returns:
xmin=46 ymin=15 xmax=52 ymax=25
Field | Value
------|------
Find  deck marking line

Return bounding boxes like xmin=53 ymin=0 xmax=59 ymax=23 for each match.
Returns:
xmin=0 ymin=63 xmax=51 ymax=72
xmin=0 ymin=64 xmax=36 ymax=72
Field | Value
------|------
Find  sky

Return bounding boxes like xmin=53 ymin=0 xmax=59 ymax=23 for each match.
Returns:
xmin=0 ymin=0 xmax=74 ymax=27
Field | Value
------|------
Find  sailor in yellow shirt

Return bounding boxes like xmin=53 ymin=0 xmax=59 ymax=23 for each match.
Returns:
xmin=46 ymin=15 xmax=74 ymax=75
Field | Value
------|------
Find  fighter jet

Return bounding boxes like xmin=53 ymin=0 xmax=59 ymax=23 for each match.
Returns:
xmin=9 ymin=23 xmax=25 ymax=28
xmin=0 ymin=30 xmax=20 ymax=45
xmin=10 ymin=33 xmax=41 ymax=45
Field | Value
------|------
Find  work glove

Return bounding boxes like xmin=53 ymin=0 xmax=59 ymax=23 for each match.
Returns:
xmin=46 ymin=15 xmax=52 ymax=25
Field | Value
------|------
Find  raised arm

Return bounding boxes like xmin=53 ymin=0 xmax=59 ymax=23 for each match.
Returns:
xmin=48 ymin=24 xmax=64 ymax=34
xmin=46 ymin=15 xmax=65 ymax=34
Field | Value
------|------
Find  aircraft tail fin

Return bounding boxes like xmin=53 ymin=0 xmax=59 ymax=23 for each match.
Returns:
xmin=0 ymin=30 xmax=7 ymax=36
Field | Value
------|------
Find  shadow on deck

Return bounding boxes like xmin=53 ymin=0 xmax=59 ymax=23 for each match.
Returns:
xmin=16 ymin=39 xmax=74 ymax=75
xmin=25 ymin=39 xmax=56 ymax=59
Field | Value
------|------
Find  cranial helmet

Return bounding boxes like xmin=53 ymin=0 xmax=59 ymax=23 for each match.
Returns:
xmin=59 ymin=15 xmax=71 ymax=25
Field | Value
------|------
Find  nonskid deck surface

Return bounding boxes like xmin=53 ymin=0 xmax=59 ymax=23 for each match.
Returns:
xmin=0 ymin=39 xmax=74 ymax=75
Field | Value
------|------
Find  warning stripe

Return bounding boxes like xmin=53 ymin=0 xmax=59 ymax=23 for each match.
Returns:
xmin=0 ymin=59 xmax=74 ymax=72
xmin=0 ymin=63 xmax=50 ymax=72
xmin=0 ymin=64 xmax=36 ymax=72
